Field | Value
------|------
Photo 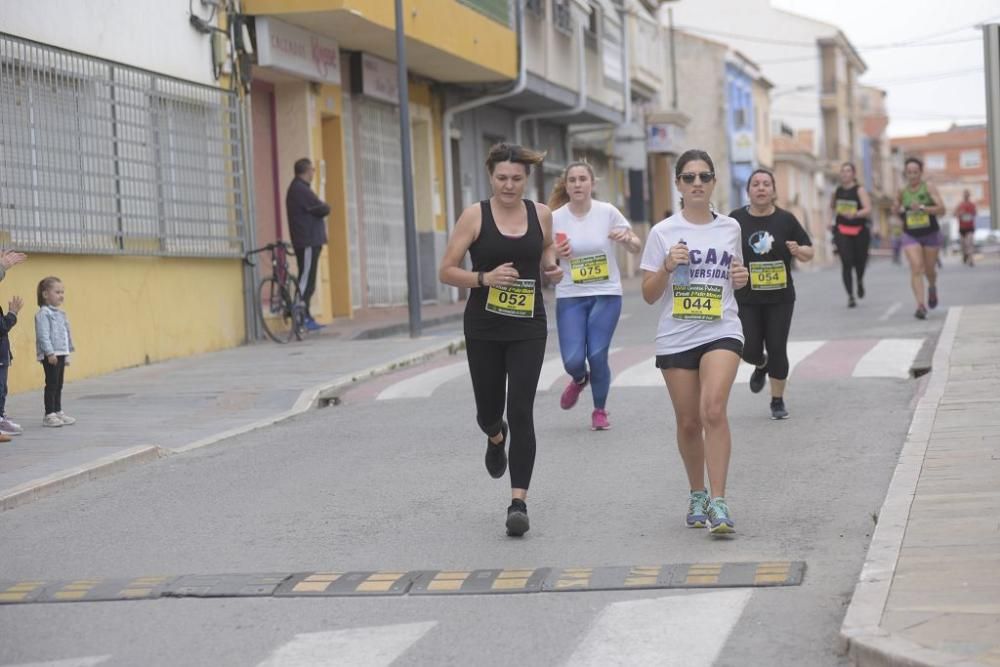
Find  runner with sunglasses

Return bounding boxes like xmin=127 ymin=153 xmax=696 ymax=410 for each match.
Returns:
xmin=897 ymin=157 xmax=946 ymax=319
xmin=548 ymin=161 xmax=641 ymax=431
xmin=831 ymin=163 xmax=872 ymax=308
xmin=439 ymin=143 xmax=563 ymax=537
xmin=641 ymin=149 xmax=749 ymax=536
xmin=732 ymin=169 xmax=814 ymax=420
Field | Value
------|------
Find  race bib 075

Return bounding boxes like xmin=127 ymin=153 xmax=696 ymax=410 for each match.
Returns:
xmin=570 ymin=253 xmax=610 ymax=284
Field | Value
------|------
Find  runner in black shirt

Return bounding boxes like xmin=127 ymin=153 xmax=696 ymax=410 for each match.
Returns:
xmin=438 ymin=143 xmax=563 ymax=537
xmin=731 ymin=169 xmax=814 ymax=420
xmin=830 ymin=162 xmax=873 ymax=308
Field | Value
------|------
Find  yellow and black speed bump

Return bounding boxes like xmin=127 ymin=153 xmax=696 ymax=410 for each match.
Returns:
xmin=161 ymin=573 xmax=291 ymax=598
xmin=0 ymin=562 xmax=804 ymax=605
xmin=274 ymin=571 xmax=419 ymax=597
xmin=0 ymin=577 xmax=176 ymax=604
xmin=409 ymin=568 xmax=551 ymax=596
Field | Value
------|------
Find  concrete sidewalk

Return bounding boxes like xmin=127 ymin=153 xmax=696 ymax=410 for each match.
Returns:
xmin=0 ymin=308 xmax=465 ymax=511
xmin=842 ymin=304 xmax=1000 ymax=666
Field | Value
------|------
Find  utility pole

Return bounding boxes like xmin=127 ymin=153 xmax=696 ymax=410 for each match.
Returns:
xmin=984 ymin=22 xmax=1000 ymax=230
xmin=395 ymin=0 xmax=422 ymax=337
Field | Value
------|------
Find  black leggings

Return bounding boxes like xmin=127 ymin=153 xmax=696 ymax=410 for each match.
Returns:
xmin=836 ymin=228 xmax=870 ymax=297
xmin=41 ymin=355 xmax=67 ymax=415
xmin=465 ymin=337 xmax=546 ymax=490
xmin=738 ymin=302 xmax=795 ymax=380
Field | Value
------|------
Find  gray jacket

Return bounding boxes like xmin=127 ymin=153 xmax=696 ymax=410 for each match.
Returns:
xmin=35 ymin=305 xmax=74 ymax=360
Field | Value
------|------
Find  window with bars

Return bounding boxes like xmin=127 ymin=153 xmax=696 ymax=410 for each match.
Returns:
xmin=525 ymin=0 xmax=544 ymax=17
xmin=0 ymin=33 xmax=246 ymax=257
xmin=552 ymin=0 xmax=573 ymax=35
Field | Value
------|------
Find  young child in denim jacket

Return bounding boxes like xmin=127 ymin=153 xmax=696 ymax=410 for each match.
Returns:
xmin=35 ymin=276 xmax=75 ymax=427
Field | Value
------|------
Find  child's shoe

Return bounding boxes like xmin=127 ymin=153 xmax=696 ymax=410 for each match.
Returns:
xmin=57 ymin=412 xmax=76 ymax=426
xmin=43 ymin=413 xmax=64 ymax=428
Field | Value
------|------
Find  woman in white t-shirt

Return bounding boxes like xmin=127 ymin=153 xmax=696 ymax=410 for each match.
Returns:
xmin=549 ymin=162 xmax=641 ymax=431
xmin=640 ymin=149 xmax=749 ymax=536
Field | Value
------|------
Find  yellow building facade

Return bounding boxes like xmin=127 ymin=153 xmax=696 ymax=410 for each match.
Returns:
xmin=245 ymin=0 xmax=516 ymax=317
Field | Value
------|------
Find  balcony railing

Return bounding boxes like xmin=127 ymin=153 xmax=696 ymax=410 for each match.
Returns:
xmin=458 ymin=0 xmax=513 ymax=27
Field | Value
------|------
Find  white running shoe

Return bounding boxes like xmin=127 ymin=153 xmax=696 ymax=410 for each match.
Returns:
xmin=57 ymin=412 xmax=76 ymax=426
xmin=42 ymin=413 xmax=64 ymax=428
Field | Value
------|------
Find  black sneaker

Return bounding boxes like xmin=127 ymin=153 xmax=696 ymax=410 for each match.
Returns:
xmin=485 ymin=422 xmax=508 ymax=479
xmin=848 ymin=296 xmax=857 ymax=308
xmin=749 ymin=353 xmax=768 ymax=394
xmin=915 ymin=306 xmax=927 ymax=320
xmin=506 ymin=499 xmax=529 ymax=537
xmin=857 ymin=282 xmax=865 ymax=299
xmin=770 ymin=397 xmax=789 ymax=420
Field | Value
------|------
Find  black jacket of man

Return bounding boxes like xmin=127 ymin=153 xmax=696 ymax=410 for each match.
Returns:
xmin=286 ymin=177 xmax=331 ymax=248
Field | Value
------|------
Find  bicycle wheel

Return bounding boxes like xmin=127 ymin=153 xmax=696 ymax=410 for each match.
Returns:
xmin=258 ymin=277 xmax=297 ymax=343
xmin=284 ymin=277 xmax=308 ymax=341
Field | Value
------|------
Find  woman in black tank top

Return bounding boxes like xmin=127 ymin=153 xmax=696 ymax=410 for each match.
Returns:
xmin=830 ymin=162 xmax=872 ymax=308
xmin=438 ymin=143 xmax=563 ymax=537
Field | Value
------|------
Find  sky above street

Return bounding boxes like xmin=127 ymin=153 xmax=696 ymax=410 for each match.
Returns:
xmin=772 ymin=0 xmax=1000 ymax=138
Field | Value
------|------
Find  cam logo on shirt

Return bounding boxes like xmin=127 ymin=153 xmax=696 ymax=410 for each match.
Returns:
xmin=688 ymin=247 xmax=735 ymax=280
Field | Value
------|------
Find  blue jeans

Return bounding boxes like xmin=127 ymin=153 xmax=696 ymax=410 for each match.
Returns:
xmin=556 ymin=295 xmax=623 ymax=410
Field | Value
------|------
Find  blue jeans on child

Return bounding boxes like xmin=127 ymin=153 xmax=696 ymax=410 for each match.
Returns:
xmin=556 ymin=295 xmax=623 ymax=410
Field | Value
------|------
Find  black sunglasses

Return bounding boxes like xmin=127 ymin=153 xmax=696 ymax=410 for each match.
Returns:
xmin=679 ymin=171 xmax=715 ymax=184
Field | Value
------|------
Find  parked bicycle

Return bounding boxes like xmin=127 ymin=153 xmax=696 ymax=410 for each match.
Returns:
xmin=245 ymin=242 xmax=308 ymax=343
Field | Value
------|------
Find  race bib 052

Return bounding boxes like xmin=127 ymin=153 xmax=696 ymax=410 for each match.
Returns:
xmin=486 ymin=279 xmax=536 ymax=318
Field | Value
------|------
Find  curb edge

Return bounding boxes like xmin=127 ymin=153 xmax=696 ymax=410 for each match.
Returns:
xmin=838 ymin=306 xmax=964 ymax=667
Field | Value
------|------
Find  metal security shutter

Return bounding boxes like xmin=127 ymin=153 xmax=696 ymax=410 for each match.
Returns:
xmin=341 ymin=91 xmax=363 ymax=310
xmin=357 ymin=98 xmax=406 ymax=307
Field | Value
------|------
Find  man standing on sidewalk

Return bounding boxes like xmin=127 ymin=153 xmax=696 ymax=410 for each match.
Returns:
xmin=286 ymin=158 xmax=331 ymax=331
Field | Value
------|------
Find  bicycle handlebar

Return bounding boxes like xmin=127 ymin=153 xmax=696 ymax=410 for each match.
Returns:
xmin=244 ymin=242 xmax=294 ymax=266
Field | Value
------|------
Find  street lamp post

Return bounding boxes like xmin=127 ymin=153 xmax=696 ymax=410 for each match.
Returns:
xmin=395 ymin=0 xmax=422 ymax=337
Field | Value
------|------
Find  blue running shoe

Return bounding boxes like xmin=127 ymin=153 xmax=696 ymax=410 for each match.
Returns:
xmin=304 ymin=318 xmax=324 ymax=332
xmin=707 ymin=497 xmax=735 ymax=535
xmin=686 ymin=489 xmax=710 ymax=528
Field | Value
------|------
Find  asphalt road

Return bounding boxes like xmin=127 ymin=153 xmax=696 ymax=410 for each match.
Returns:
xmin=1 ymin=253 xmax=996 ymax=667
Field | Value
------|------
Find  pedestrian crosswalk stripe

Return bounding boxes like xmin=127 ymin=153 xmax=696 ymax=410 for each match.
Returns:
xmin=734 ymin=340 xmax=826 ymax=383
xmin=853 ymin=338 xmax=923 ymax=379
xmin=375 ymin=362 xmax=469 ymax=400
xmin=256 ymin=622 xmax=437 ymax=667
xmin=346 ymin=338 xmax=924 ymax=401
xmin=564 ymin=590 xmax=752 ymax=667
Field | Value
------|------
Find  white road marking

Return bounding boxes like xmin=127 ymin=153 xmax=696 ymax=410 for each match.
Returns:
xmin=878 ymin=302 xmax=902 ymax=321
xmin=852 ymin=338 xmax=923 ymax=379
xmin=610 ymin=355 xmax=660 ymax=387
xmin=537 ymin=354 xmax=569 ymax=392
xmin=538 ymin=348 xmax=622 ymax=392
xmin=257 ymin=622 xmax=437 ymax=667
xmin=734 ymin=340 xmax=826 ymax=383
xmin=376 ymin=363 xmax=468 ymax=400
xmin=4 ymin=657 xmax=111 ymax=667
xmin=564 ymin=589 xmax=752 ymax=667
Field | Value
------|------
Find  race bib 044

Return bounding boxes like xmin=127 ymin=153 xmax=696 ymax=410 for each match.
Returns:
xmin=570 ymin=253 xmax=610 ymax=284
xmin=748 ymin=260 xmax=787 ymax=291
xmin=671 ymin=284 xmax=723 ymax=321
xmin=486 ymin=279 xmax=536 ymax=318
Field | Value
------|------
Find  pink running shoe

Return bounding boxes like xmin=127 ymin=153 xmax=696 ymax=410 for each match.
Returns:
xmin=591 ymin=409 xmax=610 ymax=431
xmin=560 ymin=376 xmax=588 ymax=410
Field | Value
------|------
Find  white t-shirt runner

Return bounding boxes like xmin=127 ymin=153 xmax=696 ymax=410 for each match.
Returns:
xmin=553 ymin=200 xmax=632 ymax=299
xmin=639 ymin=212 xmax=745 ymax=356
